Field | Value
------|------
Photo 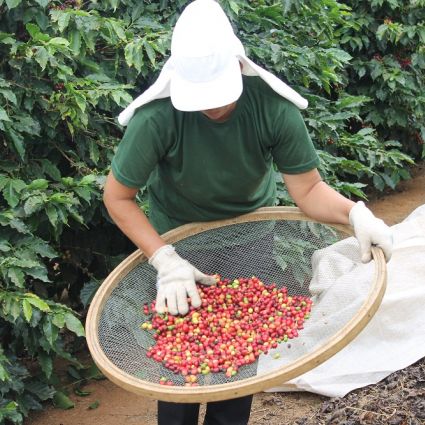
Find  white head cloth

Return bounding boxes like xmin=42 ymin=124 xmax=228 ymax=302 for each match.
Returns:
xmin=118 ymin=0 xmax=308 ymax=126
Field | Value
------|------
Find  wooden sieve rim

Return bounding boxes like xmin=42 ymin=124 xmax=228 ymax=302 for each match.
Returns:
xmin=86 ymin=206 xmax=387 ymax=402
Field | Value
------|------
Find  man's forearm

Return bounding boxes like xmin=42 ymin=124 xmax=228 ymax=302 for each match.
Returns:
xmin=293 ymin=180 xmax=355 ymax=225
xmin=105 ymin=198 xmax=165 ymax=258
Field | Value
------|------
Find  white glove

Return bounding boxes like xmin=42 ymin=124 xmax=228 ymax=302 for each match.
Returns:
xmin=148 ymin=245 xmax=216 ymax=315
xmin=349 ymin=201 xmax=393 ymax=263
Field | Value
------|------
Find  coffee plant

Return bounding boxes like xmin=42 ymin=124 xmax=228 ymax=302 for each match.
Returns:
xmin=338 ymin=0 xmax=425 ymax=162
xmin=0 ymin=0 xmax=421 ymax=422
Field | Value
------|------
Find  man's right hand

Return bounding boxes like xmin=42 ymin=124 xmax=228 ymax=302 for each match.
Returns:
xmin=149 ymin=245 xmax=217 ymax=315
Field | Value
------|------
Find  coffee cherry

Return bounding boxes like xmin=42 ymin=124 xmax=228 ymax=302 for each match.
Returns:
xmin=142 ymin=276 xmax=313 ymax=384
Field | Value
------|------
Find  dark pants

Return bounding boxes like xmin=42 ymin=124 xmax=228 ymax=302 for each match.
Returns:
xmin=158 ymin=395 xmax=253 ymax=425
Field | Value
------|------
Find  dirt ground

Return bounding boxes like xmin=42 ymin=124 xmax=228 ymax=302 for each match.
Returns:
xmin=27 ymin=163 xmax=425 ymax=425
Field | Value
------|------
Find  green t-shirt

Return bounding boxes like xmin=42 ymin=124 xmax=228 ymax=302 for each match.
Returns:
xmin=112 ymin=76 xmax=320 ymax=234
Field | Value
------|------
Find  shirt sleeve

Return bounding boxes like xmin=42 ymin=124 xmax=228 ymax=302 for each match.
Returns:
xmin=111 ymin=107 xmax=169 ymax=188
xmin=271 ymin=102 xmax=320 ymax=174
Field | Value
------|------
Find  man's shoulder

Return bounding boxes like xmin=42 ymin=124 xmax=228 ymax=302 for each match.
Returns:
xmin=243 ymin=75 xmax=295 ymax=110
xmin=131 ymin=98 xmax=175 ymax=124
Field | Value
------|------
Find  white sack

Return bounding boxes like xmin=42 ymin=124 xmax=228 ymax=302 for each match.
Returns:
xmin=258 ymin=204 xmax=425 ymax=397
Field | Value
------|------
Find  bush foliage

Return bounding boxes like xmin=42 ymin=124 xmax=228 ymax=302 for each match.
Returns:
xmin=338 ymin=0 xmax=425 ymax=187
xmin=0 ymin=0 xmax=422 ymax=422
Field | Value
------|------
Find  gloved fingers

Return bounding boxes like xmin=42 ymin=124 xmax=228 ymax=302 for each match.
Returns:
xmin=193 ymin=269 xmax=217 ymax=286
xmin=155 ymin=290 xmax=167 ymax=314
xmin=361 ymin=250 xmax=372 ymax=264
xmin=357 ymin=235 xmax=372 ymax=263
xmin=162 ymin=288 xmax=179 ymax=316
xmin=186 ymin=283 xmax=202 ymax=309
xmin=174 ymin=284 xmax=189 ymax=316
xmin=357 ymin=233 xmax=393 ymax=263
xmin=373 ymin=231 xmax=393 ymax=262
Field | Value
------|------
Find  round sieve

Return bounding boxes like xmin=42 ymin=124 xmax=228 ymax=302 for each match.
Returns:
xmin=86 ymin=207 xmax=386 ymax=402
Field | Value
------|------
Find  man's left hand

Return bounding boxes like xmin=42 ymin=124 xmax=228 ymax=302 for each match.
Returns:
xmin=349 ymin=201 xmax=393 ymax=263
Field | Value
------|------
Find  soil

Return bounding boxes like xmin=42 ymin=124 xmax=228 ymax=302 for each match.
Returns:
xmin=27 ymin=163 xmax=425 ymax=425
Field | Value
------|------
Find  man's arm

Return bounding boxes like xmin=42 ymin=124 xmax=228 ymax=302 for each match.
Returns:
xmin=103 ymin=171 xmax=165 ymax=257
xmin=282 ymin=169 xmax=355 ymax=224
xmin=282 ymin=168 xmax=392 ymax=262
xmin=103 ymin=171 xmax=216 ymax=315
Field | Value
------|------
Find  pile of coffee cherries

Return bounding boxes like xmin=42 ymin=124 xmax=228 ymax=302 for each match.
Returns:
xmin=141 ymin=276 xmax=312 ymax=385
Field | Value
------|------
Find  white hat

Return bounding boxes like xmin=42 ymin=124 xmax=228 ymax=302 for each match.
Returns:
xmin=118 ymin=0 xmax=308 ymax=126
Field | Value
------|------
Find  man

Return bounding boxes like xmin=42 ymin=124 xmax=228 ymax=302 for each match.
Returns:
xmin=103 ymin=1 xmax=392 ymax=424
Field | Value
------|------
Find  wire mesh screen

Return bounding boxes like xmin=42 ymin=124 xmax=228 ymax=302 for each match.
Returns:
xmin=97 ymin=218 xmax=374 ymax=389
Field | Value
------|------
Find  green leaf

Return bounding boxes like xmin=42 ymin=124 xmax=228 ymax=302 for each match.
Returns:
xmin=88 ymin=139 xmax=100 ymax=165
xmin=110 ymin=20 xmax=126 ymax=41
xmin=24 ymin=195 xmax=45 ymax=215
xmin=7 ymin=267 xmax=25 ymax=287
xmin=0 ymin=32 xmax=15 ymax=45
xmin=381 ymin=173 xmax=397 ymax=189
xmin=65 ymin=312 xmax=85 ymax=337
xmin=27 ymin=266 xmax=50 ymax=282
xmin=46 ymin=204 xmax=59 ymax=229
xmin=14 ymin=114 xmax=41 ymax=135
xmin=88 ymin=400 xmax=99 ymax=410
xmin=61 ymin=176 xmax=74 ymax=187
xmin=27 ymin=238 xmax=57 ymax=258
xmin=48 ymin=37 xmax=70 ymax=48
xmin=74 ymin=94 xmax=87 ymax=112
xmin=26 ymin=23 xmax=50 ymax=42
xmin=229 ymin=1 xmax=240 ymax=15
xmin=53 ymin=391 xmax=75 ymax=410
xmin=51 ymin=313 xmax=65 ymax=328
xmin=109 ymin=0 xmax=119 ymax=11
xmin=80 ymin=280 xmax=99 ymax=308
xmin=328 ymin=48 xmax=352 ymax=63
xmin=0 ymin=106 xmax=11 ymax=122
xmin=0 ymin=363 xmax=10 ymax=381
xmin=40 ymin=159 xmax=61 ymax=181
xmin=81 ymin=363 xmax=104 ymax=381
xmin=67 ymin=365 xmax=81 ymax=380
xmin=5 ymin=0 xmax=22 ymax=9
xmin=22 ymin=299 xmax=33 ymax=322
xmin=69 ymin=29 xmax=81 ymax=54
xmin=34 ymin=46 xmax=49 ymax=70
xmin=0 ymin=401 xmax=19 ymax=419
xmin=111 ymin=89 xmax=132 ymax=107
xmin=42 ymin=319 xmax=54 ymax=346
xmin=2 ymin=178 xmax=26 ymax=207
xmin=74 ymin=387 xmax=92 ymax=396
xmin=74 ymin=186 xmax=92 ymax=203
xmin=124 ymin=41 xmax=144 ymax=72
xmin=27 ymin=178 xmax=49 ymax=190
xmin=9 ymin=218 xmax=30 ymax=234
xmin=0 ymin=240 xmax=11 ymax=252
xmin=143 ymin=40 xmax=156 ymax=66
xmin=57 ymin=13 xmax=71 ymax=32
xmin=0 ymin=175 xmax=8 ymax=191
xmin=4 ymin=296 xmax=22 ymax=321
xmin=38 ymin=351 xmax=53 ymax=378
xmin=80 ymin=174 xmax=98 ymax=185
xmin=9 ymin=257 xmax=36 ymax=269
xmin=26 ymin=294 xmax=50 ymax=312
xmin=7 ymin=128 xmax=25 ymax=161
xmin=25 ymin=380 xmax=55 ymax=400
